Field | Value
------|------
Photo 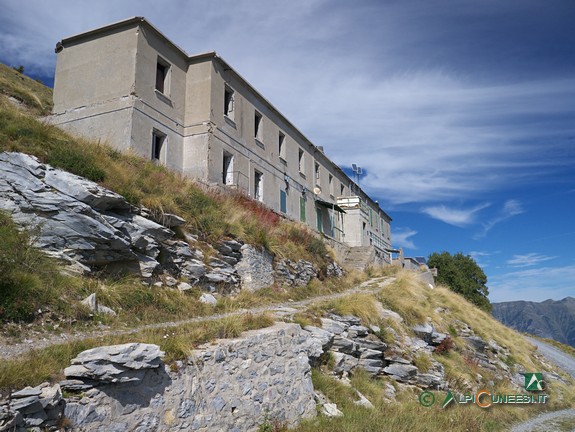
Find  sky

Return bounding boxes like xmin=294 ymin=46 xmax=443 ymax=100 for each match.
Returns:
xmin=1 ymin=0 xmax=574 ymax=303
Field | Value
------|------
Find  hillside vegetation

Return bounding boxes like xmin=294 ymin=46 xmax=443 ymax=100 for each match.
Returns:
xmin=0 ymin=62 xmax=360 ymax=327
xmin=294 ymin=271 xmax=575 ymax=432
xmin=1 ymin=64 xmax=574 ymax=432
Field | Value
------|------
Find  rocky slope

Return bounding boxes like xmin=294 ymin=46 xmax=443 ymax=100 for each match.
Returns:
xmin=2 ymin=275 xmax=574 ymax=431
xmin=493 ymin=297 xmax=575 ymax=348
xmin=0 ymin=151 xmax=342 ymax=296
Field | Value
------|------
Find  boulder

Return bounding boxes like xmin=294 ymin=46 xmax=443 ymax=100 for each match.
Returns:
xmin=81 ymin=293 xmax=117 ymax=316
xmin=64 ymin=343 xmax=164 ymax=384
xmin=199 ymin=293 xmax=217 ymax=306
xmin=412 ymin=323 xmax=434 ymax=344
xmin=320 ymin=318 xmax=347 ymax=335
xmin=332 ymin=352 xmax=359 ymax=374
xmin=464 ymin=336 xmax=487 ymax=353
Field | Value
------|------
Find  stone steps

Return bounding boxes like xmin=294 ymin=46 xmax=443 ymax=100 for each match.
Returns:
xmin=342 ymin=246 xmax=376 ymax=271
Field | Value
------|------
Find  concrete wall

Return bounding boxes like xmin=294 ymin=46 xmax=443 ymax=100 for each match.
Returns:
xmin=52 ymin=25 xmax=140 ymax=149
xmin=50 ymin=17 xmax=393 ymax=253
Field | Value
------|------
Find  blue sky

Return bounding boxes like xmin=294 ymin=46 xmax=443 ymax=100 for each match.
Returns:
xmin=1 ymin=0 xmax=574 ymax=303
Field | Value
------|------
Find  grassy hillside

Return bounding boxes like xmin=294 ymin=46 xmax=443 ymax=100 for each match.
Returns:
xmin=293 ymin=271 xmax=575 ymax=432
xmin=1 ymin=65 xmax=573 ymax=431
xmin=0 ymin=61 xmax=359 ymax=326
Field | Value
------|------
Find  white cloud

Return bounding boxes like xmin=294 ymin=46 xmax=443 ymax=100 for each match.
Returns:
xmin=469 ymin=250 xmax=499 ymax=269
xmin=475 ymin=199 xmax=525 ymax=238
xmin=1 ymin=1 xmax=574 ymax=207
xmin=392 ymin=228 xmax=418 ymax=250
xmin=489 ymin=264 xmax=575 ymax=302
xmin=507 ymin=253 xmax=557 ymax=268
xmin=422 ymin=203 xmax=490 ymax=227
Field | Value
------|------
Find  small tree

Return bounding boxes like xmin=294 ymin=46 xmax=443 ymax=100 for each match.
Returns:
xmin=428 ymin=251 xmax=492 ymax=312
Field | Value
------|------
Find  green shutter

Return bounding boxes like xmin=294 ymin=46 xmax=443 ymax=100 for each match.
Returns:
xmin=280 ymin=190 xmax=287 ymax=213
xmin=316 ymin=208 xmax=323 ymax=232
xmin=300 ymin=197 xmax=306 ymax=222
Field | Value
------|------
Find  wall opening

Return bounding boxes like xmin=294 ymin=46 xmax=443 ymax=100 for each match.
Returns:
xmin=223 ymin=152 xmax=234 ymax=185
xmin=254 ymin=111 xmax=262 ymax=140
xmin=151 ymin=130 xmax=166 ymax=162
xmin=279 ymin=131 xmax=286 ymax=160
xmin=224 ymin=87 xmax=234 ymax=119
xmin=254 ymin=170 xmax=263 ymax=201
xmin=155 ymin=57 xmax=170 ymax=94
xmin=280 ymin=189 xmax=287 ymax=213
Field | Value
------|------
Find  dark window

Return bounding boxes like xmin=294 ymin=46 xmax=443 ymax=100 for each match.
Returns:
xmin=315 ymin=162 xmax=320 ymax=181
xmin=152 ymin=131 xmax=166 ymax=161
xmin=224 ymin=88 xmax=234 ymax=117
xmin=254 ymin=111 xmax=262 ymax=139
xmin=298 ymin=149 xmax=304 ymax=173
xmin=156 ymin=60 xmax=169 ymax=94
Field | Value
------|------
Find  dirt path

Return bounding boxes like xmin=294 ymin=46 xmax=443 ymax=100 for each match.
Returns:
xmin=510 ymin=338 xmax=575 ymax=432
xmin=0 ymin=276 xmax=393 ymax=360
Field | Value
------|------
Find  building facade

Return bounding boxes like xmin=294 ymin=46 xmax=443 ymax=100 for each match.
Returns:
xmin=51 ymin=17 xmax=393 ymax=262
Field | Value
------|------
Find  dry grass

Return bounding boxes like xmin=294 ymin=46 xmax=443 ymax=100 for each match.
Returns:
xmin=293 ymin=269 xmax=575 ymax=431
xmin=0 ymin=312 xmax=274 ymax=395
xmin=300 ymin=370 xmax=537 ymax=432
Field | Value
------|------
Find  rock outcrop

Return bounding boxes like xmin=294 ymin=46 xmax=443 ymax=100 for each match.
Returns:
xmin=0 ymin=152 xmax=343 ymax=294
xmin=0 ymin=383 xmax=64 ymax=431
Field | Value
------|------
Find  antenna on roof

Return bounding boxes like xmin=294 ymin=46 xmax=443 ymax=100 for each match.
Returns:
xmin=351 ymin=163 xmax=363 ymax=188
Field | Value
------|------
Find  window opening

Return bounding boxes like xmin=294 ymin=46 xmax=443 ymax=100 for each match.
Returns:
xmin=279 ymin=132 xmax=286 ymax=159
xmin=254 ymin=170 xmax=263 ymax=201
xmin=152 ymin=131 xmax=166 ymax=161
xmin=224 ymin=88 xmax=234 ymax=118
xmin=155 ymin=58 xmax=169 ymax=94
xmin=254 ymin=111 xmax=262 ymax=139
xmin=223 ymin=152 xmax=234 ymax=185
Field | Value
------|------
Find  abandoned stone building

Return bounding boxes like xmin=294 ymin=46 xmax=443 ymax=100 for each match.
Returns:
xmin=50 ymin=17 xmax=393 ymax=263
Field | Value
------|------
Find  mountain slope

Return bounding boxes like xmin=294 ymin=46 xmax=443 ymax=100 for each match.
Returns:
xmin=492 ymin=297 xmax=575 ymax=348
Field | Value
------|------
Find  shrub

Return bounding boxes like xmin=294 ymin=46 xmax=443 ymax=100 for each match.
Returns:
xmin=434 ymin=336 xmax=454 ymax=355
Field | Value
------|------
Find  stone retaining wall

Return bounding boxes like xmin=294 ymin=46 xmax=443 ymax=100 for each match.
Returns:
xmin=63 ymin=323 xmax=316 ymax=431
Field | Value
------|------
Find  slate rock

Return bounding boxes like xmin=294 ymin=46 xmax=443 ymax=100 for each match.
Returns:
xmin=382 ymin=363 xmax=418 ymax=382
xmin=320 ymin=318 xmax=347 ymax=335
xmin=303 ymin=326 xmax=334 ymax=350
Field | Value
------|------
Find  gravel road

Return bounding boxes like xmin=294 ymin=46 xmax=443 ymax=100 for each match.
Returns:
xmin=510 ymin=337 xmax=575 ymax=432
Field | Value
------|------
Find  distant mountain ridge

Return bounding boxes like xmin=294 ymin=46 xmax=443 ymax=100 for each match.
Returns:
xmin=492 ymin=297 xmax=575 ymax=348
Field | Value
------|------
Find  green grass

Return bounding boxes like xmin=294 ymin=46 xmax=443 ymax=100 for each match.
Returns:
xmin=0 ymin=63 xmax=52 ymax=115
